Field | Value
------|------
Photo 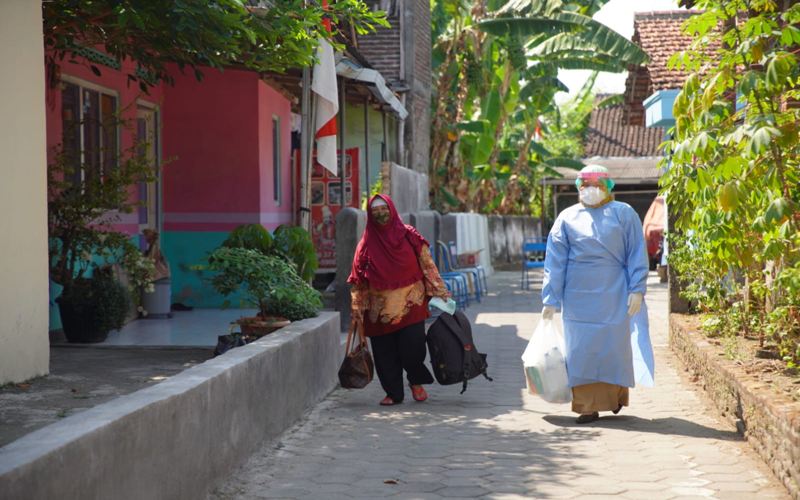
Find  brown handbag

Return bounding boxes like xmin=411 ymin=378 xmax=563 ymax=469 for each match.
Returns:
xmin=338 ymin=322 xmax=374 ymax=389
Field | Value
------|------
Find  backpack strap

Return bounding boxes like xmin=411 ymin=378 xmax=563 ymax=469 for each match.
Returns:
xmin=438 ymin=313 xmax=477 ymax=394
xmin=439 ymin=312 xmax=475 ymax=349
xmin=453 ymin=310 xmax=473 ymax=340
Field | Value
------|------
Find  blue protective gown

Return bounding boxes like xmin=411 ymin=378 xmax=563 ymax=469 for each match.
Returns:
xmin=542 ymin=201 xmax=655 ymax=388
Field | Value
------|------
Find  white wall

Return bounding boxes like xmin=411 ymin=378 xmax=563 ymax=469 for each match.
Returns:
xmin=0 ymin=1 xmax=50 ymax=383
xmin=454 ymin=214 xmax=494 ymax=276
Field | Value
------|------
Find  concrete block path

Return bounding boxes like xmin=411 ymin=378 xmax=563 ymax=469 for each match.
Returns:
xmin=210 ymin=272 xmax=789 ymax=500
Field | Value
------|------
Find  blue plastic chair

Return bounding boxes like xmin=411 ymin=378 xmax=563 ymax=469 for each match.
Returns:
xmin=436 ymin=240 xmax=482 ymax=302
xmin=432 ymin=243 xmax=471 ymax=307
xmin=447 ymin=240 xmax=488 ymax=296
xmin=442 ymin=275 xmax=469 ymax=310
xmin=521 ymin=238 xmax=547 ymax=290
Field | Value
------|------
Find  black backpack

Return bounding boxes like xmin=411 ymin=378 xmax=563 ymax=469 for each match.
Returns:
xmin=426 ymin=310 xmax=492 ymax=393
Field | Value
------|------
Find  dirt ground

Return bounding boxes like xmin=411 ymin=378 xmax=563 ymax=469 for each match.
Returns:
xmin=0 ymin=346 xmax=213 ymax=448
xmin=677 ymin=314 xmax=800 ymax=403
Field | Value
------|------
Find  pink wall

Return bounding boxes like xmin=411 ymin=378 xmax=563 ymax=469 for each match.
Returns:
xmin=162 ymin=67 xmax=294 ymax=231
xmin=45 ymin=57 xmax=165 ymax=235
xmin=257 ymin=81 xmax=294 ymax=229
xmin=45 ymin=57 xmax=294 ymax=234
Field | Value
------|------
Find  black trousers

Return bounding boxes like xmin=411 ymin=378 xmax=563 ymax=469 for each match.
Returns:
xmin=369 ymin=321 xmax=434 ymax=402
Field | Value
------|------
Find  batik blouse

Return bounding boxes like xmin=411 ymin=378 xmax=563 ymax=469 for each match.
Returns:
xmin=351 ymin=244 xmax=449 ymax=337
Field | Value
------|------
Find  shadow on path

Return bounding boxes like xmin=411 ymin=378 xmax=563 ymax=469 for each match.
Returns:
xmin=543 ymin=414 xmax=743 ymax=441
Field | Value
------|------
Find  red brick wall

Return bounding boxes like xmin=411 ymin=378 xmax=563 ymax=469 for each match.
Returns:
xmin=357 ymin=13 xmax=401 ymax=85
xmin=357 ymin=0 xmax=432 ymax=175
xmin=623 ymin=65 xmax=651 ymax=127
xmin=406 ymin=0 xmax=432 ymax=175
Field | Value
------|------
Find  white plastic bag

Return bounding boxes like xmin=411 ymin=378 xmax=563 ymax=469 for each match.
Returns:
xmin=521 ymin=318 xmax=571 ymax=403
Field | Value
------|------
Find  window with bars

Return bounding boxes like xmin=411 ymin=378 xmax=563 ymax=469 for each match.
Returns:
xmin=61 ymin=81 xmax=119 ymax=185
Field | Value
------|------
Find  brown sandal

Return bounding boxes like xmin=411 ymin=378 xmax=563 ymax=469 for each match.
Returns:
xmin=576 ymin=412 xmax=599 ymax=424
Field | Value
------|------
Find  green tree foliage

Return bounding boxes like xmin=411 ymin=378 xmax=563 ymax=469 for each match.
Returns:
xmin=429 ymin=0 xmax=647 ymax=214
xmin=540 ymin=72 xmax=602 ymax=159
xmin=662 ymin=1 xmax=800 ymax=367
xmin=43 ymin=0 xmax=388 ymax=90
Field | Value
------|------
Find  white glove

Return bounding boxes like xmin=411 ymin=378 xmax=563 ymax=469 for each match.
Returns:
xmin=627 ymin=293 xmax=643 ymax=316
xmin=542 ymin=306 xmax=556 ymax=320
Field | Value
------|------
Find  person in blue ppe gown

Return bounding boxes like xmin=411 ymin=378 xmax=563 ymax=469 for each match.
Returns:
xmin=541 ymin=165 xmax=655 ymax=424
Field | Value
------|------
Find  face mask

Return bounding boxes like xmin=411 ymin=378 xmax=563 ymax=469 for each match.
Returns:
xmin=373 ymin=211 xmax=390 ymax=225
xmin=580 ymin=186 xmax=607 ymax=206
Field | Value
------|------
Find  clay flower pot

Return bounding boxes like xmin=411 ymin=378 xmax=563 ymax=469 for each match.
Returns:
xmin=236 ymin=316 xmax=290 ymax=337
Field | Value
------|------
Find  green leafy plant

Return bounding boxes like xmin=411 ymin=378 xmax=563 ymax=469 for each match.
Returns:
xmin=221 ymin=223 xmax=318 ymax=282
xmin=662 ymin=1 xmax=800 ymax=367
xmin=273 ymin=225 xmax=319 ymax=282
xmin=43 ymin=0 xmax=388 ymax=91
xmin=429 ymin=0 xmax=643 ymax=214
xmin=361 ymin=178 xmax=385 ymax=210
xmin=48 ymin=139 xmax=158 ymax=298
xmin=207 ymin=247 xmax=321 ymax=321
xmin=222 ymin=223 xmax=274 ymax=255
xmin=58 ymin=267 xmax=130 ymax=341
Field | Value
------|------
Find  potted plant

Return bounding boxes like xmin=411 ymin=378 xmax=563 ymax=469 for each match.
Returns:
xmin=207 ymin=247 xmax=322 ymax=337
xmin=58 ymin=267 xmax=130 ymax=342
xmin=220 ymin=223 xmax=319 ymax=280
xmin=48 ymin=145 xmax=158 ymax=342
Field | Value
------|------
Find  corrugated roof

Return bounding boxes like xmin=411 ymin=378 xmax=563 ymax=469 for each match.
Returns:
xmin=546 ymin=157 xmax=664 ymax=185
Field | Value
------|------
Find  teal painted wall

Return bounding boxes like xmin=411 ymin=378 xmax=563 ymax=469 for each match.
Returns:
xmin=50 ymin=230 xmax=259 ymax=331
xmin=48 ymin=236 xmax=140 ymax=331
xmin=162 ymin=230 xmax=248 ymax=309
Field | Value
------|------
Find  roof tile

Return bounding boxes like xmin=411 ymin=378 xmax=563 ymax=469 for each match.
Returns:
xmin=584 ymin=97 xmax=665 ymax=157
xmin=633 ymin=10 xmax=701 ymax=91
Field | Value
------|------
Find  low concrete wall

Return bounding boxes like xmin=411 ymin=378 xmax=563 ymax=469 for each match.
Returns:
xmin=0 ymin=312 xmax=341 ymax=500
xmin=522 ymin=217 xmax=542 ymax=242
xmin=335 ymin=208 xmax=366 ymax=331
xmin=488 ymin=215 xmax=508 ymax=266
xmin=439 ymin=214 xmax=457 ymax=257
xmin=410 ymin=211 xmax=439 ymax=252
xmin=381 ymin=162 xmax=429 ymax=213
xmin=670 ymin=315 xmax=800 ymax=499
xmin=504 ymin=216 xmax=526 ymax=264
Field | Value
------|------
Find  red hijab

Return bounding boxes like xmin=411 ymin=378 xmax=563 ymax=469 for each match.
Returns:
xmin=348 ymin=194 xmax=428 ymax=290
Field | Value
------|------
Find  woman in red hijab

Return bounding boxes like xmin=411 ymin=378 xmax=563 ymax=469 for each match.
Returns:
xmin=348 ymin=194 xmax=451 ymax=406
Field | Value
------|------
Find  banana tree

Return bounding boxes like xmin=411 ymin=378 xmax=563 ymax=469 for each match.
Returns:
xmin=430 ymin=0 xmax=649 ymax=214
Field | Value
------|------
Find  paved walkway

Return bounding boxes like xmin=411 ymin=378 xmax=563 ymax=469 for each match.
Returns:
xmin=210 ymin=272 xmax=789 ymax=500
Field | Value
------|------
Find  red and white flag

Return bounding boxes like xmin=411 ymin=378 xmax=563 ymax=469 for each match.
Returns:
xmin=312 ymin=7 xmax=339 ymax=175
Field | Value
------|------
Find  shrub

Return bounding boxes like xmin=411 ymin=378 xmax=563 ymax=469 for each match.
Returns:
xmin=273 ymin=225 xmax=318 ymax=282
xmin=59 ymin=268 xmax=130 ymax=335
xmin=221 ymin=223 xmax=318 ymax=282
xmin=207 ymin=247 xmax=321 ymax=321
xmin=222 ymin=223 xmax=274 ymax=255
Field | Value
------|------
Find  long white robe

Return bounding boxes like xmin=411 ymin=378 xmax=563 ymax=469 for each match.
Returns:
xmin=542 ymin=201 xmax=655 ymax=388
